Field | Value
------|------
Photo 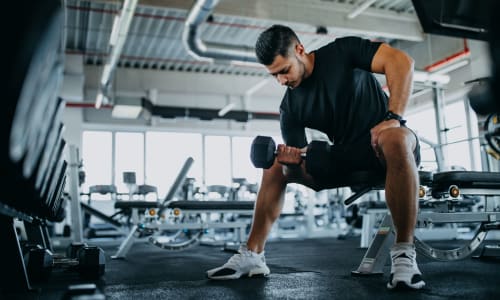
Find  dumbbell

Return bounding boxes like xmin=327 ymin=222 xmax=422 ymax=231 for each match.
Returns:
xmin=66 ymin=242 xmax=88 ymax=259
xmin=250 ymin=135 xmax=331 ymax=177
xmin=24 ymin=244 xmax=106 ymax=281
xmin=22 ymin=244 xmax=53 ymax=282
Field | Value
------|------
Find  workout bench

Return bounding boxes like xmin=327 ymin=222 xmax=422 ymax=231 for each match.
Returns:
xmin=112 ymin=199 xmax=255 ymax=258
xmin=353 ymin=170 xmax=500 ymax=276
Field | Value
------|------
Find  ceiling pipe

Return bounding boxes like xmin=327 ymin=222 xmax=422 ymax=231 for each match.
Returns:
xmin=347 ymin=0 xmax=377 ymax=20
xmin=95 ymin=0 xmax=138 ymax=108
xmin=424 ymin=39 xmax=470 ymax=72
xmin=66 ymin=102 xmax=113 ymax=109
xmin=65 ymin=100 xmax=280 ymax=122
xmin=182 ymin=0 xmax=259 ymax=64
xmin=182 ymin=0 xmax=446 ymax=87
xmin=142 ymin=98 xmax=279 ymax=122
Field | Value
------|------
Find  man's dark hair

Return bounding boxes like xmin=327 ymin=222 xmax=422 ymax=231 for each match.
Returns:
xmin=255 ymin=24 xmax=300 ymax=65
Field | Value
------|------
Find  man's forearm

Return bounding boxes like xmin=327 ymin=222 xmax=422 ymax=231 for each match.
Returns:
xmin=385 ymin=52 xmax=414 ymax=116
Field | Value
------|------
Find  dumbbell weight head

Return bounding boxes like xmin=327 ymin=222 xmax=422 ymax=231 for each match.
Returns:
xmin=21 ymin=242 xmax=42 ymax=256
xmin=62 ymin=224 xmax=72 ymax=237
xmin=24 ymin=247 xmax=54 ymax=282
xmin=77 ymin=246 xmax=106 ymax=279
xmin=66 ymin=242 xmax=88 ymax=259
xmin=305 ymin=141 xmax=331 ymax=177
xmin=250 ymin=136 xmax=276 ymax=169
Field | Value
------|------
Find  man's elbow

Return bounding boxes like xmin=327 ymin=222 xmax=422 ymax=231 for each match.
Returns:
xmin=398 ymin=50 xmax=414 ymax=73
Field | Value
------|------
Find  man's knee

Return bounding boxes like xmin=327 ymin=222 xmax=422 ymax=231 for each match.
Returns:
xmin=378 ymin=128 xmax=416 ymax=158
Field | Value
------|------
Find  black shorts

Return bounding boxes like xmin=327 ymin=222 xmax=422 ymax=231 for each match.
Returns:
xmin=313 ymin=127 xmax=421 ymax=189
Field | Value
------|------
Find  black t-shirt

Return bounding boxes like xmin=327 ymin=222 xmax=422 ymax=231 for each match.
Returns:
xmin=279 ymin=37 xmax=388 ymax=148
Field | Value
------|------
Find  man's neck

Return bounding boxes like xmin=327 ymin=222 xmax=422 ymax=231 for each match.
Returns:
xmin=304 ymin=52 xmax=315 ymax=78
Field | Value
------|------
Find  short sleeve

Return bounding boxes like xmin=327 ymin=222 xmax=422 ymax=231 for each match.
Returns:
xmin=335 ymin=36 xmax=382 ymax=72
xmin=280 ymin=106 xmax=307 ymax=148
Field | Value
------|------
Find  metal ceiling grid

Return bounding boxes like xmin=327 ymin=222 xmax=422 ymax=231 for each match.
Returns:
xmin=64 ymin=0 xmax=416 ymax=77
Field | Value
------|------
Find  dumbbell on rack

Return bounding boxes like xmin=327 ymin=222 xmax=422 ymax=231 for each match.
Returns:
xmin=250 ymin=135 xmax=331 ymax=177
xmin=23 ymin=242 xmax=106 ymax=282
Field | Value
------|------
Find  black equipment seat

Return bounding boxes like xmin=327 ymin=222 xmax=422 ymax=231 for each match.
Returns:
xmin=111 ymin=185 xmax=159 ymax=210
xmin=88 ymin=185 xmax=117 ymax=195
xmin=115 ymin=201 xmax=161 ymax=210
xmin=323 ymin=170 xmax=432 ymax=190
xmin=137 ymin=184 xmax=157 ymax=195
xmin=167 ymin=200 xmax=255 ymax=211
xmin=113 ymin=171 xmax=386 ymax=212
xmin=339 ymin=170 xmax=432 ymax=205
xmin=114 ymin=200 xmax=255 ymax=211
xmin=419 ymin=171 xmax=433 ymax=186
xmin=431 ymin=171 xmax=500 ymax=197
xmin=81 ymin=202 xmax=122 ymax=228
xmin=114 ymin=171 xmax=433 ymax=211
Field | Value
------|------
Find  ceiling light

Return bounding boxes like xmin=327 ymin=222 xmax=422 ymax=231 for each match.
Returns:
xmin=111 ymin=97 xmax=143 ymax=119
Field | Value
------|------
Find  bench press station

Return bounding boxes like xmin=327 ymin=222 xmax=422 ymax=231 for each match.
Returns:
xmin=111 ymin=157 xmax=256 ymax=259
xmin=352 ymin=170 xmax=500 ymax=276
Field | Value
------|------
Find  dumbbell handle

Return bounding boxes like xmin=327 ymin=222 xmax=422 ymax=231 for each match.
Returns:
xmin=53 ymin=257 xmax=79 ymax=267
xmin=273 ymin=149 xmax=307 ymax=158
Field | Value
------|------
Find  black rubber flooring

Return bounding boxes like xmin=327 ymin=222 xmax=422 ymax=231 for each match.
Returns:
xmin=3 ymin=236 xmax=500 ymax=299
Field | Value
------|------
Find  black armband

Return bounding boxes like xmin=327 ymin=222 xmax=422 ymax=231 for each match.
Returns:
xmin=384 ymin=110 xmax=407 ymax=126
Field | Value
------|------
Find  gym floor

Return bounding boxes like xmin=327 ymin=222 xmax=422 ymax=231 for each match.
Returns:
xmin=3 ymin=236 xmax=500 ymax=299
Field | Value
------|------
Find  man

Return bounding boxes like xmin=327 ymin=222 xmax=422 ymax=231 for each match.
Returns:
xmin=207 ymin=24 xmax=425 ymax=290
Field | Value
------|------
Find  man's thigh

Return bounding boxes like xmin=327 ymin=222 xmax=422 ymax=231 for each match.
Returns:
xmin=302 ymin=130 xmax=421 ymax=191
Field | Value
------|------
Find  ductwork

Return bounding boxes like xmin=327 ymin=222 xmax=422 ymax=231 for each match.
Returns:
xmin=96 ymin=0 xmax=138 ymax=108
xmin=66 ymin=99 xmax=280 ymax=122
xmin=183 ymin=0 xmax=450 ymax=87
xmin=141 ymin=98 xmax=279 ymax=122
xmin=182 ymin=0 xmax=258 ymax=63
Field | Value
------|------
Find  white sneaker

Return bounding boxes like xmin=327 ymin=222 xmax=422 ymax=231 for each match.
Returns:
xmin=387 ymin=244 xmax=425 ymax=290
xmin=206 ymin=245 xmax=270 ymax=280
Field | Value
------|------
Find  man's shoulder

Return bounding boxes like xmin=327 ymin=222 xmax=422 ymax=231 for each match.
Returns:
xmin=316 ymin=36 xmax=361 ymax=56
xmin=322 ymin=36 xmax=362 ymax=49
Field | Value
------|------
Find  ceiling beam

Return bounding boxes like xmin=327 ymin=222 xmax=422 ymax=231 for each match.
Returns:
xmin=129 ymin=0 xmax=424 ymax=41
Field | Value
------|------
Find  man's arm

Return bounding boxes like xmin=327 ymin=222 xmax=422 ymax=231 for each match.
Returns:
xmin=369 ymin=44 xmax=414 ymax=154
xmin=278 ymin=107 xmax=310 ymax=177
xmin=371 ymin=43 xmax=414 ymax=117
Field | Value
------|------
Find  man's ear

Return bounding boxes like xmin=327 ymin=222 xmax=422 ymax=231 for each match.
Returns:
xmin=294 ymin=43 xmax=303 ymax=54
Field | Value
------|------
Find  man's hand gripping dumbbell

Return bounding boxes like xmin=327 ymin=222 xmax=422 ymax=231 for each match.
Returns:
xmin=250 ymin=135 xmax=331 ymax=178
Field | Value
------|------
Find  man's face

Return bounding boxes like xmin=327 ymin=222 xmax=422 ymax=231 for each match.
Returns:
xmin=266 ymin=46 xmax=306 ymax=89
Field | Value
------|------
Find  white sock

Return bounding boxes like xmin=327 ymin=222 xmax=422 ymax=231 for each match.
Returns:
xmin=391 ymin=242 xmax=414 ymax=252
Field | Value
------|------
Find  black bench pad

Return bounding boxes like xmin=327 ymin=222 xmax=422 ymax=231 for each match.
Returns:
xmin=115 ymin=201 xmax=161 ymax=209
xmin=114 ymin=200 xmax=255 ymax=211
xmin=167 ymin=200 xmax=255 ymax=210
xmin=321 ymin=170 xmax=432 ymax=190
xmin=432 ymin=171 xmax=500 ymax=190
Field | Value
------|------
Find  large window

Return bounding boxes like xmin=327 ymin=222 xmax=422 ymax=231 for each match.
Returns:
xmin=406 ymin=98 xmax=482 ymax=171
xmin=406 ymin=107 xmax=439 ymax=171
xmin=443 ymin=100 xmax=480 ymax=170
xmin=232 ymin=137 xmax=261 ymax=185
xmin=81 ymin=130 xmax=287 ymax=198
xmin=81 ymin=131 xmax=112 ymax=193
xmin=115 ymin=132 xmax=144 ymax=193
xmin=145 ymin=132 xmax=203 ymax=197
xmin=204 ymin=135 xmax=231 ymax=186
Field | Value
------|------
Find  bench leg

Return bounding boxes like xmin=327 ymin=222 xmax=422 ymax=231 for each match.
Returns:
xmin=0 ymin=215 xmax=32 ymax=291
xmin=352 ymin=213 xmax=395 ymax=276
xmin=111 ymin=225 xmax=138 ymax=259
